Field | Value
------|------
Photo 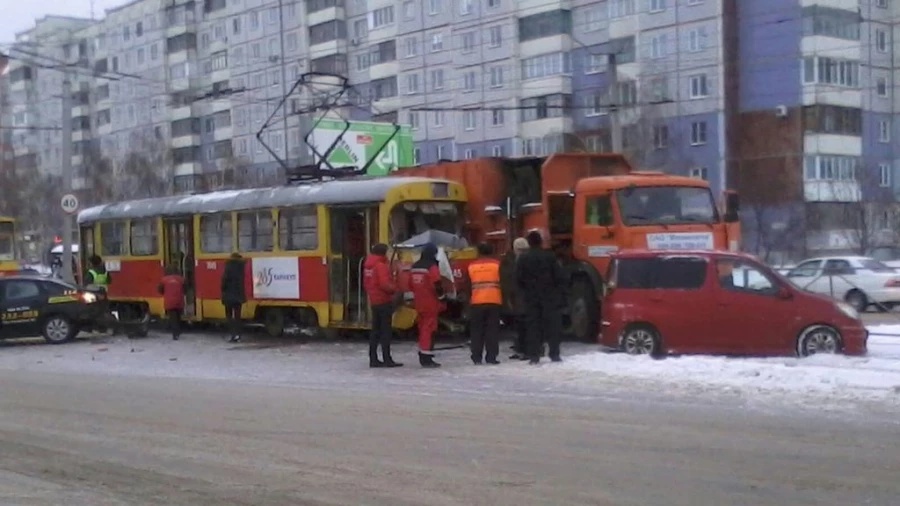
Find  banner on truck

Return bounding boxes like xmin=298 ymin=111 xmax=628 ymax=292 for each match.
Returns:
xmin=308 ymin=119 xmax=414 ymax=176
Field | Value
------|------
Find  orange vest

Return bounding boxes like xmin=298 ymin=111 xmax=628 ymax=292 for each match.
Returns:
xmin=468 ymin=258 xmax=502 ymax=305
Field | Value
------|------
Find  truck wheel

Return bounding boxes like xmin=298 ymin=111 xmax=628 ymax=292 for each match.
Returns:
xmin=42 ymin=315 xmax=76 ymax=344
xmin=263 ymin=308 xmax=286 ymax=338
xmin=569 ymin=278 xmax=599 ymax=343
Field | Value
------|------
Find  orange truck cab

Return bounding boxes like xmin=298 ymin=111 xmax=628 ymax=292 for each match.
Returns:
xmin=396 ymin=153 xmax=741 ymax=342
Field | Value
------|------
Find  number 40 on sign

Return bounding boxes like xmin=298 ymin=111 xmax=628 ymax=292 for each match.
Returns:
xmin=60 ymin=194 xmax=79 ymax=215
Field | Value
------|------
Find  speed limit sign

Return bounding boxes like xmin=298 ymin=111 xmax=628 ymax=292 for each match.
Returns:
xmin=60 ymin=193 xmax=79 ymax=215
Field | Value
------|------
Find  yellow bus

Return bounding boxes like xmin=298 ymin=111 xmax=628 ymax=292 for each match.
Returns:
xmin=77 ymin=176 xmax=476 ymax=336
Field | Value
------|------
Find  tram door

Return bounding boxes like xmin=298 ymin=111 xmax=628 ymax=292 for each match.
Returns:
xmin=327 ymin=205 xmax=379 ymax=325
xmin=162 ymin=217 xmax=199 ymax=319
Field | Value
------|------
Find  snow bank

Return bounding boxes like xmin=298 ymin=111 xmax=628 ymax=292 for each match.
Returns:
xmin=561 ymin=325 xmax=900 ymax=404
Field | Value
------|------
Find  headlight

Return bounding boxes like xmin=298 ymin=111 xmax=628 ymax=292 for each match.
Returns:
xmin=835 ymin=301 xmax=859 ymax=320
xmin=81 ymin=292 xmax=97 ymax=304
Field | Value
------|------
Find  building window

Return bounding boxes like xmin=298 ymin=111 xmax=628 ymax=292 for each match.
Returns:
xmin=211 ymin=50 xmax=228 ymax=71
xmin=802 ymin=105 xmax=862 ymax=136
xmin=490 ymin=66 xmax=504 ymax=87
xmin=436 ymin=145 xmax=445 ymax=159
xmin=520 ymin=94 xmax=572 ymax=122
xmin=413 ymin=148 xmax=421 ymax=164
xmin=430 ymin=69 xmax=444 ymax=90
xmin=488 ymin=0 xmax=500 ymax=8
xmin=461 ymin=32 xmax=475 ymax=53
xmin=370 ymin=6 xmax=395 ymax=29
xmin=492 ymin=145 xmax=503 ymax=156
xmin=801 ymin=6 xmax=860 ymax=40
xmin=464 ymin=149 xmax=475 ymax=159
xmin=489 ymin=26 xmax=502 ymax=47
xmin=690 ymin=121 xmax=707 ymax=145
xmin=690 ymin=167 xmax=708 ymax=180
xmin=459 ymin=0 xmax=474 ymax=15
xmin=584 ymin=54 xmax=606 ymax=74
xmin=403 ymin=1 xmax=415 ymax=18
xmin=876 ymin=29 xmax=888 ymax=53
xmin=653 ymin=125 xmax=668 ymax=149
xmin=880 ymin=120 xmax=891 ymax=143
xmin=463 ymin=71 xmax=476 ymax=92
xmin=584 ymin=93 xmax=605 ymax=116
xmin=585 ymin=6 xmax=603 ymax=32
xmin=617 ymin=80 xmax=637 ymax=105
xmin=877 ymin=0 xmax=888 ymax=7
xmin=649 ymin=0 xmax=666 ymax=12
xmin=518 ymin=10 xmax=573 ymax=42
xmin=405 ymin=37 xmax=418 ymax=57
xmin=802 ymin=57 xmax=860 ymax=87
xmin=463 ymin=110 xmax=476 ymax=130
xmin=406 ymin=73 xmax=419 ymax=94
xmin=431 ymin=33 xmax=444 ymax=51
xmin=803 ymin=155 xmax=859 ymax=181
xmin=430 ymin=0 xmax=442 ymax=15
xmin=521 ymin=52 xmax=571 ymax=80
xmin=650 ymin=34 xmax=667 ymax=59
xmin=491 ymin=108 xmax=505 ymax=126
xmin=408 ymin=111 xmax=419 ymax=129
xmin=688 ymin=27 xmax=707 ymax=52
xmin=609 ymin=0 xmax=635 ymax=18
xmin=880 ymin=163 xmax=891 ymax=187
xmin=689 ymin=74 xmax=709 ymax=98
xmin=432 ymin=110 xmax=444 ymax=127
xmin=877 ymin=77 xmax=888 ymax=97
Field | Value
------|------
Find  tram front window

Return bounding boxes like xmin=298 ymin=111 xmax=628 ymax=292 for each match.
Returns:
xmin=389 ymin=202 xmax=467 ymax=246
xmin=0 ymin=222 xmax=14 ymax=261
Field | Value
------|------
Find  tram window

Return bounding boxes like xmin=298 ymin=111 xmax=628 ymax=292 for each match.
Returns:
xmin=0 ymin=221 xmax=13 ymax=260
xmin=238 ymin=211 xmax=274 ymax=252
xmin=80 ymin=226 xmax=95 ymax=259
xmin=130 ymin=219 xmax=159 ymax=256
xmin=100 ymin=221 xmax=127 ymax=256
xmin=200 ymin=213 xmax=234 ymax=253
xmin=278 ymin=207 xmax=318 ymax=251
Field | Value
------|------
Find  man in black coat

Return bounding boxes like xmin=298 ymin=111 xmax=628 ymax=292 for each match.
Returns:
xmin=515 ymin=231 xmax=564 ymax=364
xmin=221 ymin=252 xmax=246 ymax=342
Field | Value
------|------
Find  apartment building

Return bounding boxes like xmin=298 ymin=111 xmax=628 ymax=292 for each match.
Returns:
xmin=734 ymin=0 xmax=900 ymax=254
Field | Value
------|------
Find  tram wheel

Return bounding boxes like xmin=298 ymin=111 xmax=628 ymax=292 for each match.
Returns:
xmin=263 ymin=308 xmax=286 ymax=338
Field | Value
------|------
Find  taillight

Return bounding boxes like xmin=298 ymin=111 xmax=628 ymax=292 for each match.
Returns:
xmin=884 ymin=278 xmax=900 ymax=288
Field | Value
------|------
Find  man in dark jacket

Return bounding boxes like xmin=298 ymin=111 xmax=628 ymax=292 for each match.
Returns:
xmin=221 ymin=252 xmax=246 ymax=343
xmin=500 ymin=237 xmax=530 ymax=360
xmin=515 ymin=231 xmax=564 ymax=364
xmin=363 ymin=243 xmax=402 ymax=368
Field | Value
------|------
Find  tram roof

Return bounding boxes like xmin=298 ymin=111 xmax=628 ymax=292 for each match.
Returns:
xmin=78 ymin=176 xmax=456 ymax=223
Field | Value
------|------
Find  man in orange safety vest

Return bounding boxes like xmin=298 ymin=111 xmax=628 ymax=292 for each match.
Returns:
xmin=467 ymin=243 xmax=503 ymax=365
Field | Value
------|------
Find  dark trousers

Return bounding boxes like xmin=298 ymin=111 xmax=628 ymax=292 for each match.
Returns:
xmin=524 ymin=300 xmax=561 ymax=360
xmin=224 ymin=303 xmax=242 ymax=337
xmin=369 ymin=303 xmax=394 ymax=361
xmin=469 ymin=303 xmax=501 ymax=362
xmin=167 ymin=309 xmax=182 ymax=338
xmin=513 ymin=315 xmax=527 ymax=354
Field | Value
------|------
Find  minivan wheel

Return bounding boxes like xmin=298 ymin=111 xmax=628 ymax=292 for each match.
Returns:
xmin=622 ymin=325 xmax=661 ymax=356
xmin=844 ymin=290 xmax=868 ymax=312
xmin=42 ymin=315 xmax=76 ymax=344
xmin=797 ymin=325 xmax=842 ymax=357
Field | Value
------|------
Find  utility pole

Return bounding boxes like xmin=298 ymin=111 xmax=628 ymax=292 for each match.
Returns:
xmin=608 ymin=53 xmax=622 ymax=153
xmin=277 ymin=0 xmax=290 ymax=167
xmin=60 ymin=65 xmax=74 ymax=284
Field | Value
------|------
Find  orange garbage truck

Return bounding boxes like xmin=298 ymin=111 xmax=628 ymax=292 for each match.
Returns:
xmin=395 ymin=153 xmax=741 ymax=342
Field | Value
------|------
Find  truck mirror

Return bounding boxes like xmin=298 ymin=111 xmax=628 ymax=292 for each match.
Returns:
xmin=724 ymin=192 xmax=740 ymax=223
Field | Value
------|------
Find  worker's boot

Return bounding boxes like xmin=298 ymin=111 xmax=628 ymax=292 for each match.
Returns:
xmin=382 ymin=343 xmax=403 ymax=367
xmin=419 ymin=352 xmax=441 ymax=368
xmin=369 ymin=343 xmax=384 ymax=368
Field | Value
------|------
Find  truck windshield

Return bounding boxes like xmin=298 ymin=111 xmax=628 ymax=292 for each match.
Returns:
xmin=0 ymin=222 xmax=14 ymax=261
xmin=616 ymin=186 xmax=718 ymax=226
xmin=389 ymin=201 xmax=467 ymax=246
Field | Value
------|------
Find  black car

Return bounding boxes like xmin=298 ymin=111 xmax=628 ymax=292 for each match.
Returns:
xmin=0 ymin=275 xmax=106 ymax=344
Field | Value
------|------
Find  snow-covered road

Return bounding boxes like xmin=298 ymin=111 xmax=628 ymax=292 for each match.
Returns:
xmin=0 ymin=324 xmax=898 ymax=418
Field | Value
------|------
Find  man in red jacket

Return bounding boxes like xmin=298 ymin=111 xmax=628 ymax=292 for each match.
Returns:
xmin=363 ymin=243 xmax=402 ymax=368
xmin=410 ymin=243 xmax=444 ymax=368
xmin=158 ymin=266 xmax=186 ymax=340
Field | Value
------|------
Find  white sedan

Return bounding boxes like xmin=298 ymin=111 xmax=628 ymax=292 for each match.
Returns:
xmin=784 ymin=256 xmax=900 ymax=311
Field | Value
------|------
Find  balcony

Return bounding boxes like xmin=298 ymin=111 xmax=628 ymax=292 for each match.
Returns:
xmin=804 ymin=133 xmax=861 ymax=156
xmin=521 ymin=75 xmax=571 ymax=98
xmin=174 ymin=162 xmax=201 ymax=176
xmin=519 ymin=116 xmax=574 ymax=136
xmin=370 ymin=61 xmax=399 ymax=81
xmin=213 ymin=126 xmax=233 ymax=141
xmin=800 ymin=85 xmax=861 ymax=108
xmin=310 ymin=39 xmax=348 ymax=59
xmin=169 ymin=104 xmax=193 ymax=121
xmin=803 ymin=180 xmax=861 ymax=202
xmin=520 ymin=35 xmax=571 ymax=59
xmin=308 ymin=6 xmax=344 ymax=27
xmin=172 ymin=135 xmax=200 ymax=149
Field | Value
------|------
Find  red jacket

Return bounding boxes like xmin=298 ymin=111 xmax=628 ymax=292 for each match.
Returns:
xmin=363 ymin=254 xmax=396 ymax=305
xmin=410 ymin=264 xmax=444 ymax=314
xmin=158 ymin=274 xmax=185 ymax=311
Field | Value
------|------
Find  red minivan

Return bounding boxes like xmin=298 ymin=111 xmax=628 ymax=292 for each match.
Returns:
xmin=599 ymin=250 xmax=868 ymax=357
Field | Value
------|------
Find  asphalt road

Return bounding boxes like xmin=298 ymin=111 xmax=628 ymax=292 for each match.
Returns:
xmin=0 ymin=368 xmax=897 ymax=506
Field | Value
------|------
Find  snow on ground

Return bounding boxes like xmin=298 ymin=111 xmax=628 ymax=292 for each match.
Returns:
xmin=559 ymin=324 xmax=900 ymax=408
xmin=1 ymin=323 xmax=900 ymax=417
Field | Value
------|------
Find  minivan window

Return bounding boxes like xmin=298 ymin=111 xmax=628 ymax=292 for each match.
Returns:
xmin=717 ymin=260 xmax=776 ymax=294
xmin=615 ymin=257 xmax=707 ymax=290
